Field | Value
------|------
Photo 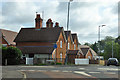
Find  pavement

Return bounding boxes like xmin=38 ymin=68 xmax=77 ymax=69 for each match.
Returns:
xmin=1 ymin=64 xmax=120 ymax=79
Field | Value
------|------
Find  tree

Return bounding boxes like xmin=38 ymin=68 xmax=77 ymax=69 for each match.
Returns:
xmin=91 ymin=36 xmax=120 ymax=62
xmin=115 ymin=36 xmax=120 ymax=45
xmin=90 ymin=42 xmax=98 ymax=53
xmin=2 ymin=46 xmax=22 ymax=65
xmin=2 ymin=47 xmax=7 ymax=65
xmin=103 ymin=39 xmax=120 ymax=62
xmin=84 ymin=42 xmax=91 ymax=46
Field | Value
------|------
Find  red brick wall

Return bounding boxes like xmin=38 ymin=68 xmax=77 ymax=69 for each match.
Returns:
xmin=56 ymin=32 xmax=66 ymax=63
xmin=85 ymin=50 xmax=93 ymax=59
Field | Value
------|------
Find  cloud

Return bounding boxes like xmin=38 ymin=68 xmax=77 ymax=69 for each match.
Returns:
xmin=1 ymin=1 xmax=118 ymax=44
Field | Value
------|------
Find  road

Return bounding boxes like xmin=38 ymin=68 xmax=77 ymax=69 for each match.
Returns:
xmin=2 ymin=65 xmax=120 ymax=79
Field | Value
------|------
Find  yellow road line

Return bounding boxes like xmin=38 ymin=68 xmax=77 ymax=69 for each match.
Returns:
xmin=18 ymin=71 xmax=27 ymax=78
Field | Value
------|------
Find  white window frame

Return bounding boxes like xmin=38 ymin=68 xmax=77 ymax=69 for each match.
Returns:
xmin=88 ymin=56 xmax=91 ymax=59
xmin=74 ymin=44 xmax=76 ymax=50
xmin=60 ymin=40 xmax=62 ymax=48
xmin=60 ymin=53 xmax=62 ymax=61
xmin=2 ymin=44 xmax=7 ymax=47
xmin=68 ymin=43 xmax=70 ymax=49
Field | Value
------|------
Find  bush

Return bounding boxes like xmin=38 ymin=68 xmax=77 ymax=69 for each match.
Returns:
xmin=34 ymin=63 xmax=46 ymax=66
xmin=2 ymin=47 xmax=7 ymax=65
xmin=2 ymin=46 xmax=22 ymax=65
xmin=56 ymin=63 xmax=62 ymax=65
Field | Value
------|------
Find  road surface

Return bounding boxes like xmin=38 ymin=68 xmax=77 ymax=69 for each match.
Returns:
xmin=2 ymin=65 xmax=120 ymax=79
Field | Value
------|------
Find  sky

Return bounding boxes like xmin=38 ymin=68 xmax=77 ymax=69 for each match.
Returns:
xmin=0 ymin=0 xmax=120 ymax=44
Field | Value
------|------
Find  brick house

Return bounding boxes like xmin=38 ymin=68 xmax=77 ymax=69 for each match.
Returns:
xmin=0 ymin=29 xmax=17 ymax=47
xmin=14 ymin=14 xmax=66 ymax=63
xmin=64 ymin=31 xmax=73 ymax=50
xmin=71 ymin=33 xmax=78 ymax=50
xmin=79 ymin=45 xmax=97 ymax=60
xmin=64 ymin=31 xmax=83 ymax=64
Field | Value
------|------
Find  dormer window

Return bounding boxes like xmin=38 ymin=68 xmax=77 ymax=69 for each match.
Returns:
xmin=60 ymin=40 xmax=62 ymax=48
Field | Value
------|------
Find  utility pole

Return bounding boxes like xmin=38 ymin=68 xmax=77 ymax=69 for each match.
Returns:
xmin=112 ymin=40 xmax=114 ymax=58
xmin=65 ymin=0 xmax=73 ymax=65
xmin=98 ymin=25 xmax=106 ymax=62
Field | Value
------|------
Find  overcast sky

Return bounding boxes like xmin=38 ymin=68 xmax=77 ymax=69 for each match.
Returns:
xmin=0 ymin=0 xmax=120 ymax=44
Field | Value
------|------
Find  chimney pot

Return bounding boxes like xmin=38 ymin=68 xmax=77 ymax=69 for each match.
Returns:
xmin=46 ymin=18 xmax=53 ymax=28
xmin=55 ymin=22 xmax=59 ymax=27
xmin=35 ymin=14 xmax=43 ymax=29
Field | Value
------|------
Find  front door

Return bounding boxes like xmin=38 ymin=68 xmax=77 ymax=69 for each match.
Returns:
xmin=29 ymin=54 xmax=34 ymax=58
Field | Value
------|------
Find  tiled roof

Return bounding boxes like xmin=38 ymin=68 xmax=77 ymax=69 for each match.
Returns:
xmin=14 ymin=27 xmax=63 ymax=43
xmin=67 ymin=50 xmax=79 ymax=55
xmin=80 ymin=48 xmax=89 ymax=56
xmin=64 ymin=31 xmax=71 ymax=40
xmin=64 ymin=31 xmax=73 ymax=43
xmin=0 ymin=29 xmax=17 ymax=45
xmin=18 ymin=46 xmax=54 ymax=54
xmin=79 ymin=45 xmax=97 ymax=56
xmin=71 ymin=33 xmax=78 ymax=43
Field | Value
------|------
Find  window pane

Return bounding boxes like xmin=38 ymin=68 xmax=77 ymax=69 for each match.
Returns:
xmin=68 ymin=43 xmax=70 ymax=49
xmin=60 ymin=41 xmax=62 ymax=48
xmin=74 ymin=44 xmax=76 ymax=50
xmin=60 ymin=53 xmax=62 ymax=61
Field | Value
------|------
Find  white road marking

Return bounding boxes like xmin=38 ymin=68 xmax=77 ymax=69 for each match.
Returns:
xmin=18 ymin=70 xmax=47 ymax=72
xmin=62 ymin=71 xmax=71 ymax=72
xmin=51 ymin=70 xmax=60 ymax=72
xmin=104 ymin=72 xmax=116 ymax=74
xmin=74 ymin=71 xmax=91 ymax=77
xmin=98 ymin=68 xmax=119 ymax=71
xmin=28 ymin=70 xmax=35 ymax=71
xmin=18 ymin=70 xmax=73 ymax=73
xmin=79 ymin=68 xmax=85 ymax=70
xmin=89 ymin=72 xmax=100 ymax=74
xmin=20 ymin=66 xmax=54 ymax=68
xmin=37 ymin=70 xmax=47 ymax=72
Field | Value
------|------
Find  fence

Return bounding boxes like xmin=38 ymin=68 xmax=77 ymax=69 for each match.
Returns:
xmin=75 ymin=59 xmax=89 ymax=65
xmin=33 ymin=58 xmax=65 ymax=65
xmin=20 ymin=58 xmax=100 ymax=65
xmin=89 ymin=60 xmax=99 ymax=64
xmin=26 ymin=58 xmax=33 ymax=65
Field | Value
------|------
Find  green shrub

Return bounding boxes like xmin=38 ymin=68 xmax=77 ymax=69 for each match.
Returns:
xmin=2 ymin=46 xmax=22 ymax=65
xmin=34 ymin=63 xmax=46 ymax=66
xmin=56 ymin=63 xmax=62 ymax=65
xmin=51 ymin=62 xmax=55 ymax=65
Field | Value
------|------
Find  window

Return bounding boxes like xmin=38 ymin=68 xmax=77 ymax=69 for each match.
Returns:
xmin=68 ymin=43 xmax=70 ymax=49
xmin=60 ymin=53 xmax=62 ymax=61
xmin=88 ymin=56 xmax=91 ymax=59
xmin=74 ymin=44 xmax=76 ymax=50
xmin=2 ymin=44 xmax=7 ymax=47
xmin=60 ymin=41 xmax=62 ymax=48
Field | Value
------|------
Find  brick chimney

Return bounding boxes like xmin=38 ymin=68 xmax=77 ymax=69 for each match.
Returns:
xmin=46 ymin=18 xmax=53 ymax=28
xmin=55 ymin=22 xmax=59 ymax=27
xmin=35 ymin=14 xmax=43 ymax=29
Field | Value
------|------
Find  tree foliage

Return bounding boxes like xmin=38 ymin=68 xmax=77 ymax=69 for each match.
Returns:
xmin=2 ymin=46 xmax=22 ymax=65
xmin=90 ymin=42 xmax=98 ymax=53
xmin=86 ymin=36 xmax=120 ymax=62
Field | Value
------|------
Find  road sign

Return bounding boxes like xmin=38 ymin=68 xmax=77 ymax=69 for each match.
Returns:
xmin=53 ymin=44 xmax=57 ymax=49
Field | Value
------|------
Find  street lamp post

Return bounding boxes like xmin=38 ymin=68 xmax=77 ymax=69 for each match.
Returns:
xmin=98 ymin=25 xmax=106 ymax=62
xmin=112 ymin=40 xmax=114 ymax=58
xmin=65 ymin=0 xmax=73 ymax=65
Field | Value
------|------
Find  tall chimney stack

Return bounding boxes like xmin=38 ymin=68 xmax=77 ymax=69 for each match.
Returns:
xmin=35 ymin=14 xmax=43 ymax=29
xmin=46 ymin=18 xmax=53 ymax=28
xmin=55 ymin=22 xmax=59 ymax=27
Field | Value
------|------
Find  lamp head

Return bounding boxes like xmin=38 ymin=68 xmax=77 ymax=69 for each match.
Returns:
xmin=102 ymin=25 xmax=106 ymax=27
